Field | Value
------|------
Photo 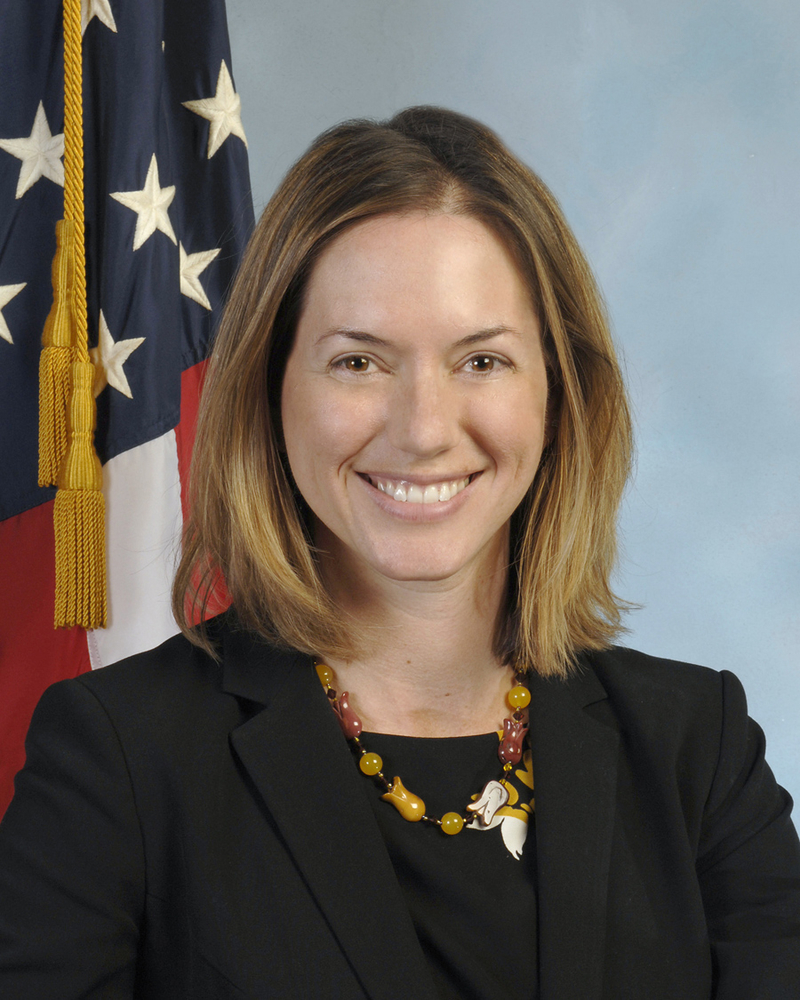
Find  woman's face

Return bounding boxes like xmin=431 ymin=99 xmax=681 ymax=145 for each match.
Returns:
xmin=281 ymin=211 xmax=549 ymax=589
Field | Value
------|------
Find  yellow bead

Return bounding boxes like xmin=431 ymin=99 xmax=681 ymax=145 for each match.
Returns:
xmin=441 ymin=812 xmax=464 ymax=836
xmin=507 ymin=685 xmax=531 ymax=710
xmin=359 ymin=752 xmax=383 ymax=776
xmin=381 ymin=777 xmax=426 ymax=822
xmin=315 ymin=663 xmax=334 ymax=688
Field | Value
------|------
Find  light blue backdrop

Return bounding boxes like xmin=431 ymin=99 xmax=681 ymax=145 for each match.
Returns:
xmin=226 ymin=0 xmax=800 ymax=797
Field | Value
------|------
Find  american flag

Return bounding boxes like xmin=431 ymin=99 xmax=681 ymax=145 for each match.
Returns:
xmin=0 ymin=0 xmax=254 ymax=814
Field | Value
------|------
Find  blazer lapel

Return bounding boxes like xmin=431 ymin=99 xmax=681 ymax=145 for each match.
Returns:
xmin=529 ymin=663 xmax=619 ymax=1000
xmin=222 ymin=629 xmax=440 ymax=1000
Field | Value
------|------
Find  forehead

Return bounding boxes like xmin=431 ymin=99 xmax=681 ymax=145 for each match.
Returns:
xmin=299 ymin=212 xmax=536 ymax=337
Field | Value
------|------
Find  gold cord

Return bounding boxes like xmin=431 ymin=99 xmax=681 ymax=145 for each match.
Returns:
xmin=39 ymin=0 xmax=107 ymax=628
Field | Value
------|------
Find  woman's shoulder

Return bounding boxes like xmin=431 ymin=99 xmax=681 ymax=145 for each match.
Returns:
xmin=585 ymin=644 xmax=730 ymax=699
xmin=579 ymin=644 xmax=747 ymax=755
xmin=74 ymin=620 xmax=227 ymax=707
xmin=581 ymin=646 xmax=730 ymax=695
xmin=43 ymin=612 xmax=294 ymax=742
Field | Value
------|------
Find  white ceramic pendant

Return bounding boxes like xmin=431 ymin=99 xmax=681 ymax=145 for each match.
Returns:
xmin=467 ymin=779 xmax=509 ymax=826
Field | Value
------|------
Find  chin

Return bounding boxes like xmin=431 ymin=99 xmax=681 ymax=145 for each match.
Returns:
xmin=368 ymin=544 xmax=485 ymax=584
xmin=378 ymin=564 xmax=463 ymax=583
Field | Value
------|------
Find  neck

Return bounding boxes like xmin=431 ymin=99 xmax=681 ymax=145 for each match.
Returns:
xmin=316 ymin=538 xmax=513 ymax=737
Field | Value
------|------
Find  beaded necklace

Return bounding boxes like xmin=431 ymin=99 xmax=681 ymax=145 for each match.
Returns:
xmin=315 ymin=660 xmax=531 ymax=836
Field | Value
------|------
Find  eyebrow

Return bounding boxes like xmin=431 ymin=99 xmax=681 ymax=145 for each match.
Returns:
xmin=316 ymin=326 xmax=519 ymax=349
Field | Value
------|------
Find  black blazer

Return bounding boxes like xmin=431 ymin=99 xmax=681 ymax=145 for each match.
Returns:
xmin=1 ymin=615 xmax=799 ymax=999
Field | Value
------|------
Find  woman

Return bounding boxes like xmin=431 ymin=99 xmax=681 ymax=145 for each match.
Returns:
xmin=1 ymin=106 xmax=799 ymax=999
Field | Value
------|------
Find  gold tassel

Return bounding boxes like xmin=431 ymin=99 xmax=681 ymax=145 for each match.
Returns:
xmin=54 ymin=360 xmax=107 ymax=629
xmin=38 ymin=220 xmax=76 ymax=487
xmin=48 ymin=0 xmax=107 ymax=628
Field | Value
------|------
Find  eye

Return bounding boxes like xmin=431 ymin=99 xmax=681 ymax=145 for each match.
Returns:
xmin=333 ymin=355 xmax=375 ymax=374
xmin=463 ymin=354 xmax=507 ymax=375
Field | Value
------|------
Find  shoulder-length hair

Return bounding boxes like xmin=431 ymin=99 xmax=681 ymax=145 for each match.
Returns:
xmin=173 ymin=106 xmax=633 ymax=678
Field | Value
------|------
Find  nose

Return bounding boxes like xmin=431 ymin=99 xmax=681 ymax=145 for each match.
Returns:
xmin=386 ymin=367 xmax=461 ymax=459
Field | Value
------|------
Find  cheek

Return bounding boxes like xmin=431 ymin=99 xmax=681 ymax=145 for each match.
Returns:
xmin=282 ymin=379 xmax=380 ymax=486
xmin=474 ymin=384 xmax=547 ymax=476
xmin=281 ymin=369 xmax=322 ymax=486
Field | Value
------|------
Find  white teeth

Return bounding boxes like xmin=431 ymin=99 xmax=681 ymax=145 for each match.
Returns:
xmin=368 ymin=476 xmax=471 ymax=504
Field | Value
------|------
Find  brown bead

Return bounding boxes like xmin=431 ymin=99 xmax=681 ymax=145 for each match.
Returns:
xmin=498 ymin=717 xmax=528 ymax=764
xmin=331 ymin=691 xmax=362 ymax=739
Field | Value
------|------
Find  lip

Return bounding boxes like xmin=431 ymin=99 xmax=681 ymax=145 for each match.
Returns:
xmin=356 ymin=471 xmax=481 ymax=522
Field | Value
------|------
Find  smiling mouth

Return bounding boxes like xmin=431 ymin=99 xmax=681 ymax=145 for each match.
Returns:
xmin=360 ymin=474 xmax=476 ymax=504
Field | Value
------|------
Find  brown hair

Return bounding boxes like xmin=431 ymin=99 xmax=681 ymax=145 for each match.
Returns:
xmin=173 ymin=106 xmax=633 ymax=678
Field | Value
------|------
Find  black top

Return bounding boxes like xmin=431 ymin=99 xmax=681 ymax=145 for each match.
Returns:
xmin=1 ymin=618 xmax=799 ymax=998
xmin=363 ymin=731 xmax=537 ymax=1000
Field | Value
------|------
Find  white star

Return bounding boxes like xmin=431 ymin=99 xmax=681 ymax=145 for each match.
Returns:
xmin=0 ymin=103 xmax=64 ymax=199
xmin=182 ymin=60 xmax=248 ymax=159
xmin=0 ymin=282 xmax=26 ymax=345
xmin=90 ymin=311 xmax=145 ymax=398
xmin=110 ymin=154 xmax=177 ymax=250
xmin=179 ymin=243 xmax=220 ymax=310
xmin=81 ymin=0 xmax=117 ymax=34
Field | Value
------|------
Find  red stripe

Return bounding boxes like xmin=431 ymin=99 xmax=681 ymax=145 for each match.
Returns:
xmin=176 ymin=361 xmax=231 ymax=624
xmin=176 ymin=360 xmax=208 ymax=524
xmin=0 ymin=501 xmax=91 ymax=818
